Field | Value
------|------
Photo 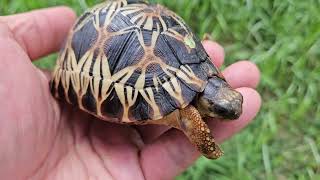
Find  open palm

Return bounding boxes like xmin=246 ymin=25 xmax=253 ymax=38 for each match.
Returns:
xmin=0 ymin=7 xmax=261 ymax=180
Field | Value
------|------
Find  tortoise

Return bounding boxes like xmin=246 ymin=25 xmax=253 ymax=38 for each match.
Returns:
xmin=50 ymin=0 xmax=243 ymax=159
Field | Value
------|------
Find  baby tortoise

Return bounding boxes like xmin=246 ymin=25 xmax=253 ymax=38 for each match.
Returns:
xmin=50 ymin=0 xmax=243 ymax=159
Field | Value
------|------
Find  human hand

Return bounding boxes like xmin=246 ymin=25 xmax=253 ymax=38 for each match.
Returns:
xmin=0 ymin=7 xmax=261 ymax=180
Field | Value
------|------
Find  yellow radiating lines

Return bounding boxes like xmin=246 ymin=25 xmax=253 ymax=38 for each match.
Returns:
xmin=121 ymin=7 xmax=143 ymax=16
xmin=153 ymin=75 xmax=159 ymax=92
xmin=135 ymin=70 xmax=146 ymax=89
xmin=162 ymin=77 xmax=185 ymax=107
xmin=144 ymin=16 xmax=153 ymax=30
xmin=177 ymin=65 xmax=205 ymax=91
xmin=97 ymin=79 xmax=113 ymax=116
xmin=61 ymin=70 xmax=72 ymax=103
xmin=115 ymin=84 xmax=139 ymax=122
xmin=140 ymin=87 xmax=162 ymax=119
xmin=52 ymin=67 xmax=61 ymax=97
xmin=78 ymin=73 xmax=91 ymax=109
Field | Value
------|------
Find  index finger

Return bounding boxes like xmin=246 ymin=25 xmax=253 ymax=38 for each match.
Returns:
xmin=1 ymin=7 xmax=76 ymax=60
xmin=202 ymin=40 xmax=225 ymax=67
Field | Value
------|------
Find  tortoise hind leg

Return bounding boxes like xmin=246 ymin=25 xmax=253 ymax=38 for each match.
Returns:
xmin=153 ymin=105 xmax=223 ymax=159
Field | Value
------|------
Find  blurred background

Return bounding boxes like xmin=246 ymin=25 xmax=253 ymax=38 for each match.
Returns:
xmin=1 ymin=0 xmax=319 ymax=179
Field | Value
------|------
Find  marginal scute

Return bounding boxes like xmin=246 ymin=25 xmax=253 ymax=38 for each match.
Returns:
xmin=57 ymin=79 xmax=66 ymax=100
xmin=82 ymin=86 xmax=97 ymax=113
xmin=50 ymin=1 xmax=220 ymax=122
xmin=151 ymin=86 xmax=177 ymax=116
xmin=68 ymin=79 xmax=79 ymax=105
xmin=101 ymin=88 xmax=123 ymax=121
xmin=129 ymin=92 xmax=153 ymax=120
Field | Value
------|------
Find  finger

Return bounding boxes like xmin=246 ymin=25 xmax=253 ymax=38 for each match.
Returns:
xmin=140 ymin=88 xmax=261 ymax=180
xmin=88 ymin=119 xmax=145 ymax=180
xmin=202 ymin=40 xmax=225 ymax=67
xmin=136 ymin=124 xmax=170 ymax=144
xmin=223 ymin=60 xmax=260 ymax=88
xmin=1 ymin=6 xmax=76 ymax=60
xmin=137 ymin=41 xmax=226 ymax=143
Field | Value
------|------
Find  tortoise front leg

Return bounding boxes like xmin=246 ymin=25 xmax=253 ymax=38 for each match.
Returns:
xmin=178 ymin=106 xmax=223 ymax=159
xmin=153 ymin=105 xmax=223 ymax=159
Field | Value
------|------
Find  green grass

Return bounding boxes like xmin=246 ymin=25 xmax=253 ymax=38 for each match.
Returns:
xmin=1 ymin=0 xmax=320 ymax=179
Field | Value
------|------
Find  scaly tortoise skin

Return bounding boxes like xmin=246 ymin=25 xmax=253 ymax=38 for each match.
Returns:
xmin=50 ymin=0 xmax=243 ymax=159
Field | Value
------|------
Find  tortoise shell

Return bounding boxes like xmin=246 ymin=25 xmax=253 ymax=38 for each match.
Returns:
xmin=50 ymin=0 xmax=221 ymax=123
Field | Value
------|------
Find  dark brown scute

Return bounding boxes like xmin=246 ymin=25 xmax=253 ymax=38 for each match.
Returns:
xmin=143 ymin=30 xmax=154 ymax=46
xmin=82 ymin=87 xmax=97 ymax=113
xmin=72 ymin=20 xmax=98 ymax=62
xmin=179 ymin=78 xmax=198 ymax=105
xmin=101 ymin=88 xmax=123 ymax=120
xmin=164 ymin=35 xmax=201 ymax=64
xmin=150 ymin=87 xmax=177 ymax=116
xmin=107 ymin=13 xmax=135 ymax=33
xmin=154 ymin=35 xmax=181 ymax=68
xmin=68 ymin=82 xmax=78 ymax=106
xmin=57 ymin=81 xmax=66 ymax=100
xmin=104 ymin=32 xmax=144 ymax=75
xmin=49 ymin=80 xmax=56 ymax=98
xmin=161 ymin=15 xmax=180 ymax=28
xmin=125 ymin=69 xmax=142 ymax=87
xmin=129 ymin=93 xmax=151 ymax=120
xmin=143 ymin=64 xmax=168 ymax=87
xmin=188 ymin=63 xmax=207 ymax=79
xmin=74 ymin=12 xmax=93 ymax=31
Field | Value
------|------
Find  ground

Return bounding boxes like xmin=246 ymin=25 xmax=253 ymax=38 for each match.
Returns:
xmin=1 ymin=0 xmax=319 ymax=179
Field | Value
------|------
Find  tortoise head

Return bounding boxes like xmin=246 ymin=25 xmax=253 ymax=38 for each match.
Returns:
xmin=196 ymin=77 xmax=243 ymax=120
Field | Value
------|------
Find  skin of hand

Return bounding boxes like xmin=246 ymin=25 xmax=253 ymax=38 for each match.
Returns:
xmin=0 ymin=7 xmax=261 ymax=180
